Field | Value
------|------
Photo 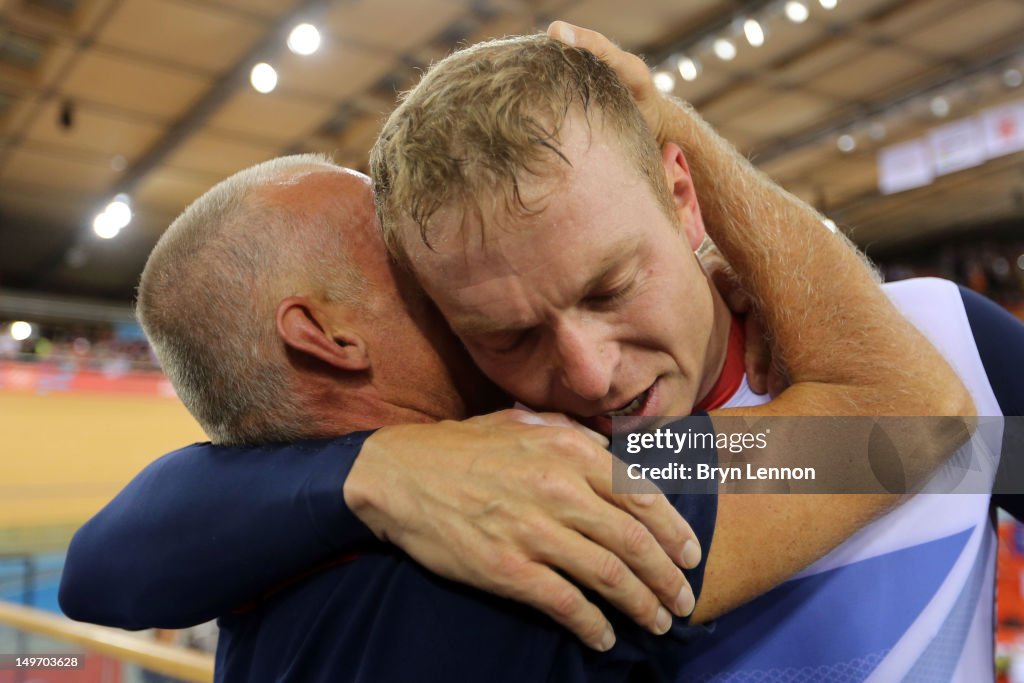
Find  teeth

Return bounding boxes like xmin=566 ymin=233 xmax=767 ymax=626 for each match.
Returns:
xmin=605 ymin=391 xmax=646 ymax=417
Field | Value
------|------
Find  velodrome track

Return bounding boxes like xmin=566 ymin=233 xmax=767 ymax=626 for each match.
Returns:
xmin=0 ymin=390 xmax=206 ymax=555
xmin=0 ymin=383 xmax=214 ymax=679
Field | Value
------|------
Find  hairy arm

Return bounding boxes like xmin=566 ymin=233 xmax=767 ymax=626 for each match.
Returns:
xmin=547 ymin=21 xmax=975 ymax=624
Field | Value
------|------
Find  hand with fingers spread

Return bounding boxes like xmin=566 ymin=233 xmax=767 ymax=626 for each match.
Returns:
xmin=344 ymin=409 xmax=701 ymax=651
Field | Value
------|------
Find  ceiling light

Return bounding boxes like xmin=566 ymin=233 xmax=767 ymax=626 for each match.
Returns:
xmin=104 ymin=195 xmax=132 ymax=229
xmin=743 ymin=19 xmax=765 ymax=47
xmin=10 ymin=321 xmax=32 ymax=342
xmin=929 ymin=95 xmax=950 ymax=118
xmin=250 ymin=62 xmax=278 ymax=94
xmin=653 ymin=70 xmax=676 ymax=93
xmin=1003 ymin=68 xmax=1023 ymax=89
xmin=287 ymin=23 xmax=321 ymax=56
xmin=677 ymin=56 xmax=700 ymax=82
xmin=92 ymin=195 xmax=132 ymax=239
xmin=785 ymin=1 xmax=810 ymax=23
xmin=713 ymin=38 xmax=737 ymax=61
xmin=92 ymin=212 xmax=121 ymax=239
xmin=819 ymin=0 xmax=838 ymax=9
xmin=837 ymin=134 xmax=856 ymax=153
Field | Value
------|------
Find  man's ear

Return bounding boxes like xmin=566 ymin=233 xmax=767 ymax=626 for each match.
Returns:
xmin=276 ymin=296 xmax=370 ymax=372
xmin=662 ymin=142 xmax=706 ymax=251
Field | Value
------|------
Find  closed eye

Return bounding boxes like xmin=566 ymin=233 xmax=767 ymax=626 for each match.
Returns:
xmin=586 ymin=279 xmax=636 ymax=309
xmin=478 ymin=329 xmax=531 ymax=354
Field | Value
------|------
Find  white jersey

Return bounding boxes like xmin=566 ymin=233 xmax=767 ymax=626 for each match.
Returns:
xmin=681 ymin=278 xmax=1018 ymax=683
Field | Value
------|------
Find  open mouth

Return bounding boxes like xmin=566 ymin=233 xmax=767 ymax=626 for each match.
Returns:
xmin=604 ymin=386 xmax=653 ymax=417
xmin=577 ymin=381 xmax=659 ymax=437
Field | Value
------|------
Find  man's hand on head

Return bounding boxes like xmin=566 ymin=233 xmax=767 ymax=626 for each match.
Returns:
xmin=344 ymin=409 xmax=702 ymax=651
xmin=547 ymin=21 xmax=669 ymax=142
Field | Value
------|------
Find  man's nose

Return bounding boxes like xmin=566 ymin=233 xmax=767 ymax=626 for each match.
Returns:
xmin=555 ymin=320 xmax=618 ymax=402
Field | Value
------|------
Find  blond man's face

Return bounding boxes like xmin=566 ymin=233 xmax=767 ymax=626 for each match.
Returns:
xmin=402 ymin=115 xmax=731 ymax=435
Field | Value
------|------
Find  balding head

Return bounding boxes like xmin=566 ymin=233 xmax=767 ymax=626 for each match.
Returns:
xmin=138 ymin=155 xmax=379 ymax=444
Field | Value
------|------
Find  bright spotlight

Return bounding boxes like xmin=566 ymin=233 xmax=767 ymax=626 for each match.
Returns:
xmin=743 ymin=19 xmax=765 ymax=47
xmin=713 ymin=38 xmax=737 ymax=61
xmin=819 ymin=0 xmax=838 ymax=9
xmin=10 ymin=321 xmax=32 ymax=341
xmin=287 ymin=23 xmax=321 ymax=55
xmin=653 ymin=70 xmax=676 ymax=93
xmin=93 ymin=211 xmax=120 ymax=239
xmin=677 ymin=56 xmax=700 ymax=81
xmin=250 ymin=62 xmax=278 ymax=94
xmin=785 ymin=0 xmax=810 ymax=23
xmin=104 ymin=196 xmax=132 ymax=230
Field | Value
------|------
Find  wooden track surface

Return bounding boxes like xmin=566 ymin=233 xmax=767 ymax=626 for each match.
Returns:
xmin=0 ymin=392 xmax=206 ymax=552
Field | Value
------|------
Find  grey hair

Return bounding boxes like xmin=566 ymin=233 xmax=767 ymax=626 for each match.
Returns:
xmin=137 ymin=153 xmax=366 ymax=445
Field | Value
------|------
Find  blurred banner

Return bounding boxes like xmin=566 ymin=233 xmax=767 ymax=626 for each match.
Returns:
xmin=0 ymin=361 xmax=175 ymax=398
xmin=880 ymin=98 xmax=1024 ymax=194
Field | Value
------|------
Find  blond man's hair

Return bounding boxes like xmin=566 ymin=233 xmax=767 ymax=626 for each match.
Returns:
xmin=371 ymin=33 xmax=674 ymax=260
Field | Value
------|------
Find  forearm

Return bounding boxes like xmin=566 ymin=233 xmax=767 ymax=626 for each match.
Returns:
xmin=692 ymin=492 xmax=888 ymax=622
xmin=59 ymin=435 xmax=374 ymax=629
xmin=674 ymin=107 xmax=972 ymax=615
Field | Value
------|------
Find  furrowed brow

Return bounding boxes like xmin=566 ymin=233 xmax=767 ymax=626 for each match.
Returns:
xmin=583 ymin=241 xmax=640 ymax=291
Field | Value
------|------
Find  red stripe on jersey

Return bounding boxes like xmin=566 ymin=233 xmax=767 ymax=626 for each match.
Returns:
xmin=694 ymin=316 xmax=745 ymax=412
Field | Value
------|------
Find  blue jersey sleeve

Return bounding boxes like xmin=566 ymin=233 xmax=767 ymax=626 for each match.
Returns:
xmin=960 ymin=286 xmax=1024 ymax=416
xmin=958 ymin=286 xmax=1024 ymax=520
xmin=58 ymin=431 xmax=376 ymax=630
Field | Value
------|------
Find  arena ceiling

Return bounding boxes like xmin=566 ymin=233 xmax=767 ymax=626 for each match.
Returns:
xmin=1 ymin=0 xmax=1023 ymax=302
